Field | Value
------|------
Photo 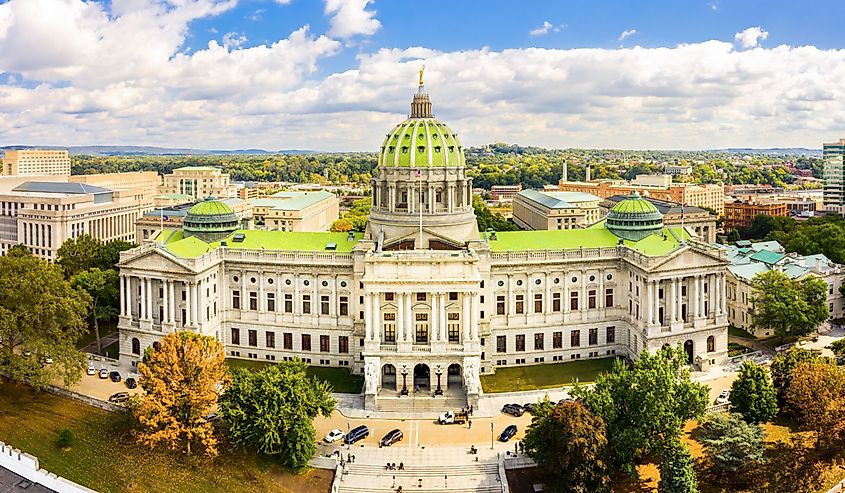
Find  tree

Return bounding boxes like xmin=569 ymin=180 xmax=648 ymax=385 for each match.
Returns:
xmin=698 ymin=412 xmax=766 ymax=481
xmin=0 ymin=251 xmax=89 ymax=388
xmin=784 ymin=361 xmax=845 ymax=450
xmin=729 ymin=361 xmax=778 ymax=424
xmin=133 ymin=331 xmax=229 ymax=458
xmin=473 ymin=194 xmax=520 ymax=232
xmin=658 ymin=439 xmax=699 ymax=493
xmin=726 ymin=229 xmax=740 ymax=243
xmin=329 ymin=218 xmax=353 ymax=232
xmin=523 ymin=401 xmax=611 ymax=493
xmin=98 ymin=239 xmax=135 ymax=270
xmin=571 ymin=346 xmax=708 ymax=476
xmin=219 ymin=359 xmax=335 ymax=471
xmin=828 ymin=338 xmax=845 ymax=359
xmin=750 ymin=270 xmax=828 ymax=343
xmin=56 ymin=234 xmax=104 ymax=278
xmin=71 ymin=268 xmax=119 ymax=353
xmin=770 ymin=347 xmax=826 ymax=407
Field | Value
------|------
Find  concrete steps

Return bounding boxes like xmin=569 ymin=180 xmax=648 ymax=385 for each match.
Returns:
xmin=338 ymin=460 xmax=502 ymax=493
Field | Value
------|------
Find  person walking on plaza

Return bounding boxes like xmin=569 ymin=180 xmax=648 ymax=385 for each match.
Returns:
xmin=468 ymin=419 xmax=472 ymax=429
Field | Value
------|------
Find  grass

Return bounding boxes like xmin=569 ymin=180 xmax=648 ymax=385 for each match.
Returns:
xmin=728 ymin=342 xmax=752 ymax=357
xmin=75 ymin=319 xmax=118 ymax=351
xmin=226 ymin=358 xmax=363 ymax=394
xmin=480 ymin=357 xmax=618 ymax=393
xmin=728 ymin=325 xmax=757 ymax=340
xmin=0 ymin=379 xmax=330 ymax=493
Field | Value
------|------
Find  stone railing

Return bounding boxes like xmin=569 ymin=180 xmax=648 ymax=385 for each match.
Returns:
xmin=222 ymin=248 xmax=354 ymax=265
xmin=0 ymin=441 xmax=98 ymax=492
xmin=368 ymin=249 xmax=478 ymax=261
xmin=488 ymin=246 xmax=620 ymax=264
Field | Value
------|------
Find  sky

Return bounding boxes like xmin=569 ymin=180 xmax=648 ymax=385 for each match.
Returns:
xmin=0 ymin=0 xmax=844 ymax=151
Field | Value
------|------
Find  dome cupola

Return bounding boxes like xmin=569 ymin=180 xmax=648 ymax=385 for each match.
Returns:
xmin=605 ymin=191 xmax=664 ymax=241
xmin=183 ymin=196 xmax=239 ymax=242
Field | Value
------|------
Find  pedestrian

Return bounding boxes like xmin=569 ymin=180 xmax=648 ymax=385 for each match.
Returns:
xmin=519 ymin=441 xmax=524 ymax=454
xmin=352 ymin=454 xmax=356 ymax=463
xmin=514 ymin=442 xmax=518 ymax=454
xmin=469 ymin=404 xmax=473 ymax=415
xmin=347 ymin=453 xmax=351 ymax=463
xmin=468 ymin=419 xmax=472 ymax=429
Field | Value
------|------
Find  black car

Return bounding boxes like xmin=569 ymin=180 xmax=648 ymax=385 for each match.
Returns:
xmin=125 ymin=377 xmax=137 ymax=389
xmin=522 ymin=403 xmax=536 ymax=414
xmin=380 ymin=429 xmax=403 ymax=447
xmin=108 ymin=392 xmax=130 ymax=403
xmin=499 ymin=425 xmax=518 ymax=442
xmin=344 ymin=425 xmax=369 ymax=445
xmin=502 ymin=403 xmax=524 ymax=417
xmin=109 ymin=371 xmax=121 ymax=383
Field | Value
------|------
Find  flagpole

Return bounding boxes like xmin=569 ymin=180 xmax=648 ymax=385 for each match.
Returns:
xmin=418 ymin=170 xmax=423 ymax=249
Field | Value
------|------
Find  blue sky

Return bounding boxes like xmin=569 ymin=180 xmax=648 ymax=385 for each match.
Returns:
xmin=0 ymin=0 xmax=844 ymax=150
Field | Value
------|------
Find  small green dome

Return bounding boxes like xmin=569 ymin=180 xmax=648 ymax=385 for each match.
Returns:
xmin=184 ymin=197 xmax=239 ymax=242
xmin=606 ymin=192 xmax=664 ymax=241
xmin=188 ymin=197 xmax=234 ymax=216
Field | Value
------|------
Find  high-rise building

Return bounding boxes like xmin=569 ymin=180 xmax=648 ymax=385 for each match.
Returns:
xmin=823 ymin=138 xmax=845 ymax=214
xmin=1 ymin=149 xmax=71 ymax=176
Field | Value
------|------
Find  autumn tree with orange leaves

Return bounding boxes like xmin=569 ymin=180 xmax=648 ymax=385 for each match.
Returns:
xmin=784 ymin=360 xmax=845 ymax=450
xmin=133 ymin=331 xmax=229 ymax=457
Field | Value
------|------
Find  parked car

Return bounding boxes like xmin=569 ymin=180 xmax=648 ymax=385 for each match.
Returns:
xmin=324 ymin=429 xmax=345 ymax=443
xmin=502 ymin=403 xmax=524 ymax=417
xmin=108 ymin=392 xmax=130 ymax=403
xmin=380 ymin=429 xmax=403 ymax=447
xmin=715 ymin=389 xmax=730 ymax=405
xmin=109 ymin=371 xmax=122 ymax=383
xmin=98 ymin=368 xmax=109 ymax=379
xmin=86 ymin=365 xmax=97 ymax=376
xmin=522 ymin=403 xmax=536 ymax=414
xmin=437 ymin=410 xmax=468 ymax=425
xmin=125 ymin=377 xmax=137 ymax=389
xmin=499 ymin=425 xmax=518 ymax=442
xmin=344 ymin=425 xmax=369 ymax=445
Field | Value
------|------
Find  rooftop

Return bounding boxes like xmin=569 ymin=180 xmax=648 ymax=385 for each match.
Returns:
xmin=250 ymin=190 xmax=335 ymax=211
xmin=720 ymin=240 xmax=841 ymax=281
xmin=172 ymin=166 xmax=223 ymax=172
xmin=517 ymin=189 xmax=601 ymax=209
xmin=11 ymin=182 xmax=111 ymax=195
xmin=604 ymin=194 xmax=708 ymax=215
xmin=158 ymin=229 xmax=364 ymax=258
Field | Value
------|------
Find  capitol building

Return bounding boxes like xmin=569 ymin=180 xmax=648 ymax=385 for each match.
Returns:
xmin=117 ymin=79 xmax=730 ymax=409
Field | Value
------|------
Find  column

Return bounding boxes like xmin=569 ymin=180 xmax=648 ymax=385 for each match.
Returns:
xmin=119 ymin=275 xmax=126 ymax=316
xmin=507 ymin=275 xmax=515 ymax=316
xmin=462 ymin=292 xmax=471 ymax=341
xmin=396 ymin=293 xmax=404 ymax=343
xmin=666 ymin=279 xmax=674 ymax=322
xmin=258 ymin=273 xmax=265 ymax=312
xmin=138 ymin=277 xmax=146 ymax=319
xmin=184 ymin=282 xmax=192 ymax=327
xmin=161 ymin=278 xmax=169 ymax=323
xmin=294 ymin=277 xmax=301 ymax=314
xmin=598 ymin=273 xmax=605 ymax=310
xmin=544 ymin=274 xmax=552 ymax=315
xmin=276 ymin=273 xmax=282 ymax=316
xmin=721 ymin=274 xmax=727 ymax=314
xmin=692 ymin=275 xmax=699 ymax=319
xmin=646 ymin=280 xmax=653 ymax=325
xmin=654 ymin=280 xmax=661 ymax=325
xmin=364 ymin=292 xmax=372 ymax=340
xmin=330 ymin=275 xmax=337 ymax=316
xmin=431 ymin=293 xmax=439 ymax=342
xmin=168 ymin=280 xmax=175 ymax=324
xmin=447 ymin=184 xmax=453 ymax=213
xmin=471 ymin=292 xmax=480 ymax=340
xmin=459 ymin=181 xmax=465 ymax=210
xmin=439 ymin=293 xmax=447 ymax=343
xmin=405 ymin=293 xmax=413 ymax=342
xmin=677 ymin=277 xmax=683 ymax=322
xmin=409 ymin=184 xmax=414 ymax=214
xmin=580 ymin=272 xmax=586 ymax=313
xmin=716 ymin=274 xmax=723 ymax=315
xmin=241 ymin=277 xmax=247 ymax=314
xmin=429 ymin=185 xmax=435 ymax=213
xmin=198 ymin=280 xmax=205 ymax=323
xmin=389 ymin=185 xmax=396 ymax=213
xmin=372 ymin=293 xmax=381 ymax=343
xmin=193 ymin=282 xmax=200 ymax=326
xmin=145 ymin=278 xmax=153 ymax=321
xmin=312 ymin=278 xmax=319 ymax=319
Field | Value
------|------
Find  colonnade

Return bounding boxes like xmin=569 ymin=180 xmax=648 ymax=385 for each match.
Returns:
xmin=643 ymin=272 xmax=726 ymax=326
xmin=364 ymin=291 xmax=479 ymax=344
xmin=373 ymin=176 xmax=473 ymax=214
xmin=119 ymin=274 xmax=208 ymax=327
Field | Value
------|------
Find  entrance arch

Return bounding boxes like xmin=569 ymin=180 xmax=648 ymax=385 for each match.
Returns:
xmin=447 ymin=363 xmax=462 ymax=389
xmin=382 ymin=364 xmax=397 ymax=392
xmin=683 ymin=340 xmax=694 ymax=365
xmin=413 ymin=363 xmax=430 ymax=391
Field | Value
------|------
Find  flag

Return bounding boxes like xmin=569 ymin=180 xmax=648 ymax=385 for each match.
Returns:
xmin=415 ymin=170 xmax=421 ymax=179
xmin=162 ymin=215 xmax=169 ymax=221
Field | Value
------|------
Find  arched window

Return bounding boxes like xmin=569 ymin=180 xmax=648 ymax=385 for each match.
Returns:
xmin=131 ymin=338 xmax=141 ymax=355
xmin=707 ymin=335 xmax=715 ymax=353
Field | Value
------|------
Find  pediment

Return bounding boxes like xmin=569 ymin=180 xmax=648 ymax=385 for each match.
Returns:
xmin=644 ymin=245 xmax=728 ymax=274
xmin=382 ymin=227 xmax=464 ymax=250
xmin=119 ymin=246 xmax=198 ymax=275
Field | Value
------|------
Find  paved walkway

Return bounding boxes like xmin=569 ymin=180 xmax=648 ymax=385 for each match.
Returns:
xmin=79 ymin=332 xmax=119 ymax=355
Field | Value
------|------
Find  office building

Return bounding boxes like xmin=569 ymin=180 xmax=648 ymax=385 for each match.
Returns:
xmin=512 ymin=190 xmax=602 ymax=230
xmin=2 ymin=149 xmax=71 ymax=176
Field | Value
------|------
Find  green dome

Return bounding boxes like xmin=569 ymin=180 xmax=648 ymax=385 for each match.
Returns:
xmin=379 ymin=119 xmax=464 ymax=167
xmin=606 ymin=192 xmax=664 ymax=241
xmin=188 ymin=197 xmax=234 ymax=216
xmin=184 ymin=197 xmax=239 ymax=242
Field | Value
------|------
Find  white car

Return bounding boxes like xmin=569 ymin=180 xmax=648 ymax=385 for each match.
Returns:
xmin=715 ymin=389 xmax=730 ymax=405
xmin=86 ymin=365 xmax=97 ymax=376
xmin=324 ymin=429 xmax=345 ymax=443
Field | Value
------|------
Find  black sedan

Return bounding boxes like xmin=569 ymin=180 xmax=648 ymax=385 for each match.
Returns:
xmin=522 ymin=403 xmax=535 ymax=414
xmin=380 ymin=429 xmax=403 ymax=447
xmin=125 ymin=377 xmax=137 ymax=389
xmin=109 ymin=371 xmax=121 ymax=382
xmin=502 ymin=403 xmax=524 ymax=417
xmin=499 ymin=425 xmax=518 ymax=442
xmin=108 ymin=392 xmax=130 ymax=403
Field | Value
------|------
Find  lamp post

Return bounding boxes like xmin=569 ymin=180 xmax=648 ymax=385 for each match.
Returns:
xmin=434 ymin=365 xmax=443 ymax=396
xmin=400 ymin=365 xmax=409 ymax=396
xmin=490 ymin=422 xmax=494 ymax=450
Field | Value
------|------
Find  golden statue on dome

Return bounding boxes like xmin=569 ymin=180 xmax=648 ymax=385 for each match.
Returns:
xmin=419 ymin=65 xmax=425 ymax=86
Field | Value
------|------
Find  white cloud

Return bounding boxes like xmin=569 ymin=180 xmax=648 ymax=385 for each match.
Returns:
xmin=324 ymin=0 xmax=381 ymax=38
xmin=707 ymin=1 xmax=718 ymax=11
xmin=274 ymin=0 xmax=292 ymax=3
xmin=222 ymin=31 xmax=247 ymax=50
xmin=618 ymin=29 xmax=638 ymax=41
xmin=734 ymin=26 xmax=768 ymax=48
xmin=529 ymin=21 xmax=564 ymax=37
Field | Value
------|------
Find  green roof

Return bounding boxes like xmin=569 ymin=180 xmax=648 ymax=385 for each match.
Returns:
xmin=159 ymin=229 xmax=364 ymax=258
xmin=379 ymin=119 xmax=464 ymax=167
xmin=188 ymin=198 xmax=234 ymax=216
xmin=485 ymin=226 xmax=690 ymax=257
xmin=610 ymin=192 xmax=660 ymax=214
xmin=749 ymin=250 xmax=785 ymax=265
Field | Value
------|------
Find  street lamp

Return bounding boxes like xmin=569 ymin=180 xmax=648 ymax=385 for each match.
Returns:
xmin=490 ymin=422 xmax=494 ymax=450
xmin=434 ymin=365 xmax=443 ymax=396
xmin=400 ymin=365 xmax=409 ymax=396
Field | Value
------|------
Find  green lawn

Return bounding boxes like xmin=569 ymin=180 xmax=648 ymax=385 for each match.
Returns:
xmin=481 ymin=358 xmax=618 ymax=393
xmin=226 ymin=358 xmax=363 ymax=394
xmin=728 ymin=325 xmax=757 ymax=340
xmin=0 ymin=379 xmax=295 ymax=493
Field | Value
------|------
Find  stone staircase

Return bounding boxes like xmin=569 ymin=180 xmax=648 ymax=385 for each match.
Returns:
xmin=375 ymin=394 xmax=467 ymax=413
xmin=338 ymin=462 xmax=502 ymax=493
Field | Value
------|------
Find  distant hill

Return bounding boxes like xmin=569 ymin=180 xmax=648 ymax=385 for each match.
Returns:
xmin=0 ymin=145 xmax=315 ymax=156
xmin=717 ymin=147 xmax=822 ymax=157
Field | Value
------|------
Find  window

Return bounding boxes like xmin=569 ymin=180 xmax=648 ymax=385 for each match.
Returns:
xmin=267 ymin=293 xmax=275 ymax=312
xmin=496 ymin=335 xmax=507 ymax=353
xmin=606 ymin=326 xmax=615 ymax=344
xmin=321 ymin=295 xmax=330 ymax=315
xmin=339 ymin=296 xmax=349 ymax=316
xmin=249 ymin=292 xmax=258 ymax=311
xmin=284 ymin=294 xmax=293 ymax=313
xmin=588 ymin=290 xmax=596 ymax=309
xmin=283 ymin=332 xmax=292 ymax=350
xmin=515 ymin=294 xmax=524 ymax=314
xmin=303 ymin=295 xmax=311 ymax=314
xmin=232 ymin=290 xmax=240 ymax=309
xmin=231 ymin=328 xmax=240 ymax=345
xmin=534 ymin=333 xmax=544 ymax=350
xmin=496 ymin=296 xmax=505 ymax=315
xmin=385 ymin=292 xmax=395 ymax=301
xmin=570 ymin=330 xmax=580 ymax=347
xmin=266 ymin=331 xmax=275 ymax=348
xmin=589 ymin=328 xmax=598 ymax=346
xmin=707 ymin=335 xmax=715 ymax=352
xmin=570 ymin=292 xmax=579 ymax=310
xmin=248 ymin=330 xmax=257 ymax=347
xmin=301 ymin=334 xmax=311 ymax=351
xmin=605 ymin=288 xmax=614 ymax=308
xmin=449 ymin=292 xmax=458 ymax=301
xmin=320 ymin=335 xmax=329 ymax=352
xmin=552 ymin=292 xmax=561 ymax=311
xmin=516 ymin=334 xmax=525 ymax=351
xmin=553 ymin=331 xmax=562 ymax=349
xmin=339 ymin=336 xmax=349 ymax=354
xmin=534 ymin=293 xmax=543 ymax=313
xmin=131 ymin=338 xmax=140 ymax=355
xmin=416 ymin=292 xmax=426 ymax=302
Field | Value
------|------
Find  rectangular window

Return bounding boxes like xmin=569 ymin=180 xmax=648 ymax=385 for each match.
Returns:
xmin=267 ymin=293 xmax=276 ymax=312
xmin=515 ymin=295 xmax=524 ymax=314
xmin=232 ymin=290 xmax=240 ymax=309
xmin=606 ymin=326 xmax=616 ymax=344
xmin=248 ymin=330 xmax=257 ymax=347
xmin=385 ymin=292 xmax=395 ymax=301
xmin=302 ymin=295 xmax=311 ymax=314
xmin=283 ymin=332 xmax=292 ymax=350
xmin=284 ymin=294 xmax=293 ymax=313
xmin=249 ymin=291 xmax=258 ymax=311
xmin=449 ymin=292 xmax=458 ymax=301
xmin=320 ymin=335 xmax=329 ymax=352
xmin=321 ymin=295 xmax=330 ymax=315
xmin=553 ymin=331 xmax=562 ymax=349
xmin=496 ymin=335 xmax=507 ymax=353
xmin=231 ymin=328 xmax=240 ymax=345
xmin=266 ymin=331 xmax=275 ymax=348
xmin=448 ymin=323 xmax=460 ymax=343
xmin=384 ymin=320 xmax=396 ymax=343
xmin=339 ymin=336 xmax=349 ymax=354
xmin=588 ymin=290 xmax=596 ymax=309
xmin=301 ymin=334 xmax=311 ymax=351
xmin=552 ymin=292 xmax=561 ymax=312
xmin=589 ymin=328 xmax=598 ymax=346
xmin=416 ymin=292 xmax=427 ymax=302
xmin=570 ymin=292 xmax=579 ymax=310
xmin=605 ymin=288 xmax=614 ymax=308
xmin=516 ymin=334 xmax=525 ymax=351
xmin=339 ymin=296 xmax=349 ymax=316
xmin=496 ymin=296 xmax=506 ymax=315
xmin=534 ymin=293 xmax=543 ymax=313
xmin=534 ymin=333 xmax=544 ymax=350
xmin=571 ymin=330 xmax=581 ymax=347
